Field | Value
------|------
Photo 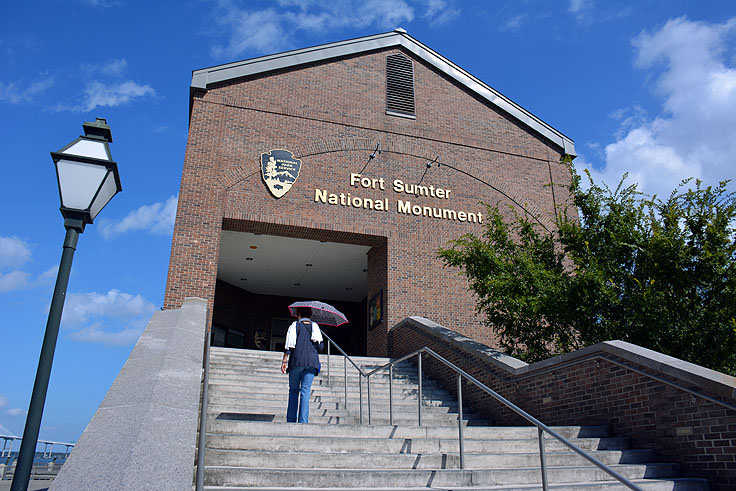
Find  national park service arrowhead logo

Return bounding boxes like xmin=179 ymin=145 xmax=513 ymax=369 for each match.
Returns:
xmin=261 ymin=149 xmax=301 ymax=198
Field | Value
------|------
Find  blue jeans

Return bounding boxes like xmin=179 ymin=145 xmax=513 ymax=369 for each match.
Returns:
xmin=287 ymin=366 xmax=317 ymax=423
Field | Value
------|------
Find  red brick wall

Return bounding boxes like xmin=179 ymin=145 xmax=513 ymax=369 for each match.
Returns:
xmin=164 ymin=47 xmax=571 ymax=355
xmin=391 ymin=318 xmax=736 ymax=490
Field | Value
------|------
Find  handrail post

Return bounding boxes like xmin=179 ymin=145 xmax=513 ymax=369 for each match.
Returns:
xmin=457 ymin=374 xmax=464 ymax=470
xmin=367 ymin=375 xmax=372 ymax=425
xmin=327 ymin=341 xmax=331 ymax=386
xmin=359 ymin=372 xmax=363 ymax=425
xmin=336 ymin=343 xmax=641 ymax=491
xmin=343 ymin=356 xmax=348 ymax=410
xmin=538 ymin=427 xmax=549 ymax=491
xmin=389 ymin=364 xmax=394 ymax=426
xmin=417 ymin=352 xmax=423 ymax=427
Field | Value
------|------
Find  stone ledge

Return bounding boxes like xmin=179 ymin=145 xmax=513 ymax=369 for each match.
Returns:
xmin=397 ymin=315 xmax=736 ymax=402
xmin=50 ymin=297 xmax=208 ymax=491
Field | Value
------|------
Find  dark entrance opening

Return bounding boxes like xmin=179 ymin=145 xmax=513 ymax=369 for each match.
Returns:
xmin=211 ymin=224 xmax=386 ymax=356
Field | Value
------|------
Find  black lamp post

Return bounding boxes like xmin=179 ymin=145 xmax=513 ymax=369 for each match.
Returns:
xmin=11 ymin=118 xmax=121 ymax=491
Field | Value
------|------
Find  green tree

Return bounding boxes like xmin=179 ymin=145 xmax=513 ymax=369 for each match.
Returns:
xmin=439 ymin=167 xmax=736 ymax=374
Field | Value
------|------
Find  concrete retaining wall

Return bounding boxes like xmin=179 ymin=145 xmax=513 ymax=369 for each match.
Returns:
xmin=50 ymin=297 xmax=207 ymax=491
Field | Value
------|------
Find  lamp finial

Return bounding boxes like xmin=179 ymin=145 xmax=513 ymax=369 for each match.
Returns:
xmin=83 ymin=117 xmax=113 ymax=143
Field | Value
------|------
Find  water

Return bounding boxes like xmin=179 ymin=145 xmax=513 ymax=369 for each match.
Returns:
xmin=2 ymin=451 xmax=69 ymax=465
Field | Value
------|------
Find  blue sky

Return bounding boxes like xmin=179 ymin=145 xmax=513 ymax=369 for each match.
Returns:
xmin=1 ymin=1 xmax=734 ymax=444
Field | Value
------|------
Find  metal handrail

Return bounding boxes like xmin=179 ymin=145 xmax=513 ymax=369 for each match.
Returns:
xmin=306 ymin=334 xmax=641 ymax=489
xmin=364 ymin=347 xmax=643 ymax=491
xmin=322 ymin=333 xmax=370 ymax=423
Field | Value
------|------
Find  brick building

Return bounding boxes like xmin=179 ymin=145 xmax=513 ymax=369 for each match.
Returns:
xmin=164 ymin=29 xmax=576 ymax=356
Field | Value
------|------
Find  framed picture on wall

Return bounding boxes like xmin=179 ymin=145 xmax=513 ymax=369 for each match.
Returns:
xmin=368 ymin=290 xmax=383 ymax=330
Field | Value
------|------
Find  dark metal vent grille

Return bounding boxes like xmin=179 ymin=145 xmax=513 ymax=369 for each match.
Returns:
xmin=386 ymin=54 xmax=415 ymax=117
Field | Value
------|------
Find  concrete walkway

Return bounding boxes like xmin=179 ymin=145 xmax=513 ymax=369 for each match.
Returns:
xmin=0 ymin=480 xmax=52 ymax=490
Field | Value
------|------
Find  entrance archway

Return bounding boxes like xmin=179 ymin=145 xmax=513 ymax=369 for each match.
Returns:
xmin=212 ymin=222 xmax=387 ymax=356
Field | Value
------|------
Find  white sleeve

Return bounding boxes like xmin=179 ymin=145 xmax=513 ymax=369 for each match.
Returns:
xmin=310 ymin=322 xmax=323 ymax=344
xmin=284 ymin=321 xmax=297 ymax=350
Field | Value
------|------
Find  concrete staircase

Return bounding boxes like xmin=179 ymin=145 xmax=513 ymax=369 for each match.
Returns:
xmin=199 ymin=347 xmax=710 ymax=490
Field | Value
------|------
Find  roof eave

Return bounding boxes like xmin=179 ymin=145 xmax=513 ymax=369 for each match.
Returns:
xmin=190 ymin=31 xmax=576 ymax=157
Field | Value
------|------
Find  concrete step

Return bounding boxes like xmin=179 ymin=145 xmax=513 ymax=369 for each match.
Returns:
xmin=205 ymin=403 xmax=487 ymax=424
xmin=205 ymin=399 xmax=482 ymax=417
xmin=208 ymin=362 xmax=419 ymax=375
xmin=202 ymin=478 xmax=710 ymax=490
xmin=205 ymin=433 xmax=630 ymax=454
xmin=206 ymin=370 xmax=440 ymax=387
xmin=209 ymin=355 xmax=410 ymax=365
xmin=206 ymin=378 xmax=449 ymax=398
xmin=205 ymin=405 xmax=478 ymax=425
xmin=204 ymin=448 xmax=657 ymax=469
xmin=201 ymin=348 xmax=699 ymax=491
xmin=205 ymin=388 xmax=464 ymax=409
xmin=205 ymin=411 xmax=483 ymax=426
xmin=205 ymin=394 xmax=468 ymax=414
xmin=207 ymin=382 xmax=451 ymax=401
xmin=203 ymin=464 xmax=681 ymax=488
xmin=205 ymin=388 xmax=450 ymax=407
xmin=208 ymin=374 xmax=431 ymax=391
xmin=204 ymin=420 xmax=609 ymax=440
xmin=209 ymin=362 xmax=421 ymax=378
xmin=210 ymin=349 xmax=397 ymax=367
xmin=212 ymin=348 xmax=389 ymax=359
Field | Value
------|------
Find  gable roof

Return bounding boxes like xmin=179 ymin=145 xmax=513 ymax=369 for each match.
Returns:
xmin=191 ymin=29 xmax=575 ymax=156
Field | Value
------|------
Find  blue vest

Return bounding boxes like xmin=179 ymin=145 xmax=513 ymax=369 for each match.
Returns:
xmin=286 ymin=320 xmax=323 ymax=373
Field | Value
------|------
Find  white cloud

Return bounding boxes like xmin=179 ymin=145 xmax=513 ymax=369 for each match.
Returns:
xmin=83 ymin=80 xmax=154 ymax=111
xmin=423 ymin=0 xmax=459 ymax=26
xmin=66 ymin=322 xmax=144 ymax=346
xmin=55 ymin=58 xmax=154 ymax=112
xmin=0 ymin=238 xmax=65 ymax=293
xmin=210 ymin=0 xmax=457 ymax=58
xmin=568 ymin=0 xmax=592 ymax=14
xmin=39 ymin=265 xmax=59 ymax=283
xmin=0 ymin=78 xmax=54 ymax=104
xmin=80 ymin=0 xmax=120 ymax=7
xmin=501 ymin=14 xmax=525 ymax=33
xmin=55 ymin=80 xmax=155 ymax=112
xmin=61 ymin=289 xmax=156 ymax=346
xmin=0 ymin=236 xmax=32 ymax=269
xmin=97 ymin=195 xmax=178 ymax=239
xmin=61 ymin=289 xmax=156 ymax=327
xmin=0 ymin=395 xmax=7 ymax=408
xmin=0 ymin=271 xmax=32 ymax=293
xmin=82 ymin=58 xmax=128 ymax=77
xmin=582 ymin=17 xmax=736 ymax=200
xmin=6 ymin=408 xmax=24 ymax=417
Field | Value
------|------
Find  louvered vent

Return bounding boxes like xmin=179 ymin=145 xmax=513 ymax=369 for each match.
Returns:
xmin=386 ymin=54 xmax=415 ymax=118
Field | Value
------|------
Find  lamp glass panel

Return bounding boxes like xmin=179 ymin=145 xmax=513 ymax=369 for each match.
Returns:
xmin=89 ymin=172 xmax=118 ymax=220
xmin=61 ymin=139 xmax=109 ymax=160
xmin=56 ymin=159 xmax=108 ymax=210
